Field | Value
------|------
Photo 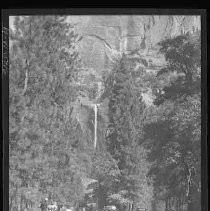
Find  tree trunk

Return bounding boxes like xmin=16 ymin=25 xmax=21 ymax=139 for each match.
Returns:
xmin=165 ymin=197 xmax=170 ymax=211
xmin=20 ymin=195 xmax=23 ymax=211
xmin=165 ymin=199 xmax=168 ymax=211
xmin=97 ymin=183 xmax=107 ymax=210
xmin=187 ymin=185 xmax=201 ymax=211
xmin=177 ymin=197 xmax=180 ymax=211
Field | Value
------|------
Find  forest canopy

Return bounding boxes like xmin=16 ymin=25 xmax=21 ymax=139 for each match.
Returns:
xmin=8 ymin=16 xmax=201 ymax=211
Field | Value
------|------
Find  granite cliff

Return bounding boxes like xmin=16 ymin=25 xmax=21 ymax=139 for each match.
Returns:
xmin=68 ymin=15 xmax=201 ymax=73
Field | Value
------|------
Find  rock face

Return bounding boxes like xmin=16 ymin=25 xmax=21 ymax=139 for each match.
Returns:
xmin=68 ymin=15 xmax=201 ymax=73
xmin=9 ymin=15 xmax=201 ymax=73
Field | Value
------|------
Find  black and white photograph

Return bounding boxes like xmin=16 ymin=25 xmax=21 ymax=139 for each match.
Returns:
xmin=3 ymin=10 xmax=206 ymax=211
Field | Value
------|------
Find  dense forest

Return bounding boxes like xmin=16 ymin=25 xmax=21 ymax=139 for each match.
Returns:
xmin=9 ymin=16 xmax=201 ymax=211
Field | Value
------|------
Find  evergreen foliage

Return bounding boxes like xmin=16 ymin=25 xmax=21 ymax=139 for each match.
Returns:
xmin=144 ymin=32 xmax=201 ymax=211
xmin=106 ymin=54 xmax=153 ymax=210
xmin=8 ymin=16 xmax=201 ymax=211
xmin=9 ymin=16 xmax=90 ymax=210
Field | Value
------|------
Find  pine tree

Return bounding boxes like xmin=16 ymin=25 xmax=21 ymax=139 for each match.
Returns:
xmin=9 ymin=16 xmax=89 ymax=210
xmin=154 ymin=31 xmax=201 ymax=105
xmin=106 ymin=54 xmax=152 ymax=210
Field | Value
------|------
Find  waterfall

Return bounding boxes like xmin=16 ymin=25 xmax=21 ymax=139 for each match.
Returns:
xmin=94 ymin=104 xmax=98 ymax=149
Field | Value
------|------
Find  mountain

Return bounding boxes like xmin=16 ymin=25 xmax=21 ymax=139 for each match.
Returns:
xmin=68 ymin=15 xmax=201 ymax=73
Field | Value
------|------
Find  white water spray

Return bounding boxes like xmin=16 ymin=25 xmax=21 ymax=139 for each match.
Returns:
xmin=93 ymin=103 xmax=100 ymax=149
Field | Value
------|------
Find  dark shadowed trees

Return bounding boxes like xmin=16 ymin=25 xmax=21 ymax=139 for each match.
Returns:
xmin=144 ymin=32 xmax=201 ymax=211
